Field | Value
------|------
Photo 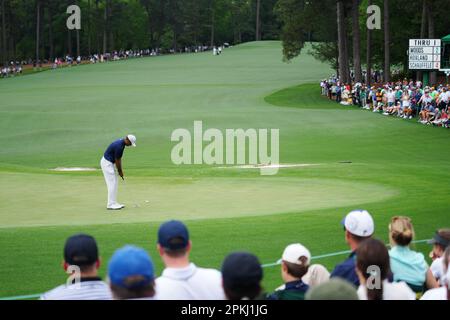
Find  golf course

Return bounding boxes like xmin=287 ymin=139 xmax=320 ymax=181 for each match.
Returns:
xmin=0 ymin=41 xmax=449 ymax=299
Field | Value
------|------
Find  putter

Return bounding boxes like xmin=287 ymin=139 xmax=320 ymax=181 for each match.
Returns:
xmin=122 ymin=177 xmax=140 ymax=208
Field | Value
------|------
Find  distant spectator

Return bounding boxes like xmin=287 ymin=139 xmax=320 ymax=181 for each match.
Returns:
xmin=330 ymin=209 xmax=374 ymax=286
xmin=388 ymin=216 xmax=438 ymax=295
xmin=155 ymin=220 xmax=225 ymax=300
xmin=40 ymin=234 xmax=112 ymax=300
xmin=356 ymin=238 xmax=415 ymax=300
xmin=222 ymin=252 xmax=264 ymax=300
xmin=428 ymin=229 xmax=450 ymax=286
xmin=108 ymin=245 xmax=156 ymax=300
xmin=438 ymin=87 xmax=449 ymax=110
xmin=421 ymin=246 xmax=450 ymax=300
xmin=305 ymin=278 xmax=358 ymax=300
xmin=267 ymin=243 xmax=311 ymax=300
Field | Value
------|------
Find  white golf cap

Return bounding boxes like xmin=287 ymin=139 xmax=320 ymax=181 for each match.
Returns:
xmin=127 ymin=134 xmax=137 ymax=147
xmin=341 ymin=210 xmax=374 ymax=237
xmin=277 ymin=243 xmax=311 ymax=266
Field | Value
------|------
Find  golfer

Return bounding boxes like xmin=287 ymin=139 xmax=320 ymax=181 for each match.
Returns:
xmin=101 ymin=135 xmax=136 ymax=210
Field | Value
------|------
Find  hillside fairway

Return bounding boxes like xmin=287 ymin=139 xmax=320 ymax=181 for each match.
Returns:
xmin=0 ymin=42 xmax=449 ymax=299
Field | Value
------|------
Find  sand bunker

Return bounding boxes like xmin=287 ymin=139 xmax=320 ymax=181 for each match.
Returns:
xmin=217 ymin=163 xmax=320 ymax=169
xmin=51 ymin=167 xmax=98 ymax=172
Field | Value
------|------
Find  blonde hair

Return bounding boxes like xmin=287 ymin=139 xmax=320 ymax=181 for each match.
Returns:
xmin=389 ymin=216 xmax=415 ymax=247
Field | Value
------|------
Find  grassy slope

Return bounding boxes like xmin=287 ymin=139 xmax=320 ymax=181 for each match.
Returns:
xmin=0 ymin=42 xmax=449 ymax=298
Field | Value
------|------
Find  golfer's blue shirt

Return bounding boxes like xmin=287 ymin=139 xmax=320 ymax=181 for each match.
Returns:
xmin=104 ymin=139 xmax=125 ymax=163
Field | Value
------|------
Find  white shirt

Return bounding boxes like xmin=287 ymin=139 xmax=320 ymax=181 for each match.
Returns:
xmin=430 ymin=257 xmax=446 ymax=286
xmin=441 ymin=91 xmax=450 ymax=103
xmin=41 ymin=280 xmax=112 ymax=300
xmin=387 ymin=92 xmax=396 ymax=103
xmin=420 ymin=287 xmax=448 ymax=300
xmin=357 ymin=280 xmax=416 ymax=300
xmin=155 ymin=263 xmax=225 ymax=300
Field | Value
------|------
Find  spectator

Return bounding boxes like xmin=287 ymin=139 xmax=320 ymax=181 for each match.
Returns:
xmin=221 ymin=252 xmax=264 ymax=300
xmin=421 ymin=246 xmax=450 ymax=300
xmin=335 ymin=84 xmax=342 ymax=103
xmin=402 ymin=89 xmax=412 ymax=119
xmin=155 ymin=220 xmax=225 ymax=300
xmin=305 ymin=278 xmax=358 ymax=300
xmin=330 ymin=209 xmax=374 ymax=286
xmin=388 ymin=216 xmax=438 ymax=294
xmin=438 ymin=87 xmax=449 ymax=110
xmin=40 ymin=234 xmax=112 ymax=300
xmin=441 ymin=110 xmax=449 ymax=128
xmin=108 ymin=245 xmax=156 ymax=300
xmin=356 ymin=238 xmax=416 ymax=300
xmin=266 ymin=243 xmax=311 ymax=300
xmin=428 ymin=229 xmax=450 ymax=286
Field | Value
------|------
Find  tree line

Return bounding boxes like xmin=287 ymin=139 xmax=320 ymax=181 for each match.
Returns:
xmin=276 ymin=0 xmax=450 ymax=84
xmin=0 ymin=0 xmax=280 ymax=64
xmin=1 ymin=0 xmax=449 ymax=83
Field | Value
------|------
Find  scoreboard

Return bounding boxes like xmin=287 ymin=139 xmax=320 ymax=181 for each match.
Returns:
xmin=408 ymin=39 xmax=441 ymax=70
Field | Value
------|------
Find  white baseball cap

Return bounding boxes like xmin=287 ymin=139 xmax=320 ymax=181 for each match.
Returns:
xmin=277 ymin=243 xmax=311 ymax=266
xmin=341 ymin=210 xmax=374 ymax=237
xmin=127 ymin=134 xmax=137 ymax=147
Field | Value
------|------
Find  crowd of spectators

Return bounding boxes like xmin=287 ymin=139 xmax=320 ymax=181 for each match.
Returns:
xmin=0 ymin=62 xmax=23 ymax=78
xmin=321 ymin=78 xmax=450 ymax=128
xmin=1 ymin=44 xmax=229 ymax=80
xmin=40 ymin=212 xmax=450 ymax=300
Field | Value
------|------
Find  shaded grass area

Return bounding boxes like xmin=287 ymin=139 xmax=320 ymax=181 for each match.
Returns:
xmin=265 ymin=83 xmax=345 ymax=109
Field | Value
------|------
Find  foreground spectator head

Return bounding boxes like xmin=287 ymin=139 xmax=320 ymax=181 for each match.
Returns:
xmin=266 ymin=244 xmax=311 ymax=300
xmin=388 ymin=216 xmax=431 ymax=293
xmin=155 ymin=220 xmax=225 ymax=300
xmin=356 ymin=238 xmax=415 ymax=300
xmin=157 ymin=220 xmax=191 ymax=259
xmin=356 ymin=238 xmax=390 ymax=300
xmin=64 ymin=233 xmax=100 ymax=273
xmin=108 ymin=245 xmax=155 ymax=300
xmin=305 ymin=278 xmax=358 ymax=300
xmin=222 ymin=252 xmax=263 ymax=300
xmin=279 ymin=243 xmax=311 ymax=282
xmin=342 ymin=210 xmax=374 ymax=247
xmin=330 ymin=210 xmax=374 ymax=286
xmin=40 ymin=234 xmax=112 ymax=300
xmin=428 ymin=229 xmax=450 ymax=260
xmin=421 ymin=246 xmax=450 ymax=300
xmin=389 ymin=216 xmax=414 ymax=247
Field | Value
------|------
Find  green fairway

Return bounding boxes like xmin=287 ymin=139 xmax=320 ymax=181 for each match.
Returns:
xmin=0 ymin=41 xmax=449 ymax=299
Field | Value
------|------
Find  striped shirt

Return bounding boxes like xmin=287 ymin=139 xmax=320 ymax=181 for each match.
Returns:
xmin=40 ymin=277 xmax=112 ymax=300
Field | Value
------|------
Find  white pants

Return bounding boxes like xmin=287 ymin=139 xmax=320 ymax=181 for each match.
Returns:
xmin=100 ymin=157 xmax=118 ymax=207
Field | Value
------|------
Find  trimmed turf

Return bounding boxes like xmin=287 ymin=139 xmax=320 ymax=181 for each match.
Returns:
xmin=0 ymin=41 xmax=449 ymax=299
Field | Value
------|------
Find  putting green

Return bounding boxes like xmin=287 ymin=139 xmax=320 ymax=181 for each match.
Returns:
xmin=0 ymin=172 xmax=397 ymax=228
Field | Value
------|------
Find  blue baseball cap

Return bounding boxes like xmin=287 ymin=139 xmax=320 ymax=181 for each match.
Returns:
xmin=108 ymin=246 xmax=154 ymax=289
xmin=158 ymin=220 xmax=189 ymax=250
